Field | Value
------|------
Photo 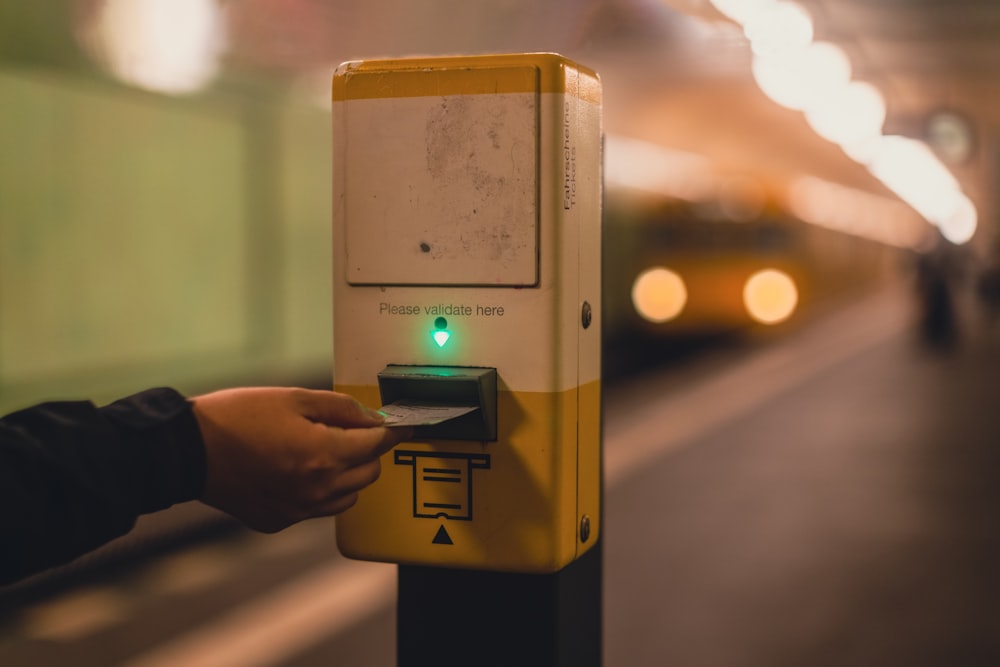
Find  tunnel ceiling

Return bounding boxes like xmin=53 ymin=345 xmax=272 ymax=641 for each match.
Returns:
xmin=41 ymin=0 xmax=999 ymax=234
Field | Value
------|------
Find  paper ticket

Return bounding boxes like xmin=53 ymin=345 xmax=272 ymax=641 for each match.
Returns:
xmin=378 ymin=400 xmax=479 ymax=427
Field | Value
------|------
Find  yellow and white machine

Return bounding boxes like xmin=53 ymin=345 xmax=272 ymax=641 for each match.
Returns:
xmin=332 ymin=53 xmax=602 ymax=574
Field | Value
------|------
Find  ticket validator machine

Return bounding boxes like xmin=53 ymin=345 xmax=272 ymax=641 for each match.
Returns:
xmin=332 ymin=53 xmax=602 ymax=576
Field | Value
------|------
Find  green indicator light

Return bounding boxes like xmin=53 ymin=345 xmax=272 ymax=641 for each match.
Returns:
xmin=433 ymin=330 xmax=452 ymax=347
xmin=431 ymin=316 xmax=451 ymax=348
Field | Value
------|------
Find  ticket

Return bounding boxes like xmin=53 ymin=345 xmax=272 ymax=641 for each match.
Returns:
xmin=378 ymin=400 xmax=479 ymax=427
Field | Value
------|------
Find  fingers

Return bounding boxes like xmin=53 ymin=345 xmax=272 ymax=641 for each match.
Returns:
xmin=308 ymin=457 xmax=382 ymax=518
xmin=319 ymin=492 xmax=361 ymax=517
xmin=373 ymin=425 xmax=413 ymax=456
xmin=333 ymin=424 xmax=413 ymax=466
xmin=333 ymin=457 xmax=382 ymax=499
xmin=300 ymin=425 xmax=413 ymax=522
xmin=300 ymin=427 xmax=412 ymax=519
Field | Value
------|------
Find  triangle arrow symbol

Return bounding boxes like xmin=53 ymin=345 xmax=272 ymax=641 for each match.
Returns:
xmin=432 ymin=525 xmax=453 ymax=545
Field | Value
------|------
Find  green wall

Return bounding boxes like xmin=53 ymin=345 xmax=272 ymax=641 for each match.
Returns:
xmin=0 ymin=66 xmax=333 ymax=412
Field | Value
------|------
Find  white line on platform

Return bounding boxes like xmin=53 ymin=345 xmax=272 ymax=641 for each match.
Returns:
xmin=124 ymin=559 xmax=395 ymax=667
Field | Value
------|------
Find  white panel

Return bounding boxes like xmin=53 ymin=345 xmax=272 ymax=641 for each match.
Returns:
xmin=343 ymin=93 xmax=538 ymax=286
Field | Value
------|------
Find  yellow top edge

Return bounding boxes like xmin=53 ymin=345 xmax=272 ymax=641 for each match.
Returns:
xmin=331 ymin=53 xmax=601 ymax=104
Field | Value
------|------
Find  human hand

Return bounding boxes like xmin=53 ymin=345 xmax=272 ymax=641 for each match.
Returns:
xmin=190 ymin=387 xmax=410 ymax=532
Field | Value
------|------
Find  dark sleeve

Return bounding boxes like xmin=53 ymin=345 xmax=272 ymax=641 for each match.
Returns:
xmin=0 ymin=387 xmax=206 ymax=585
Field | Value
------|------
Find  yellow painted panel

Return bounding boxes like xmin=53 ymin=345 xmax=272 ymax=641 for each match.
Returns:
xmin=336 ymin=381 xmax=600 ymax=573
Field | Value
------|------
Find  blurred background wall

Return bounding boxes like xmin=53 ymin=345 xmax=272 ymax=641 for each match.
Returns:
xmin=0 ymin=2 xmax=334 ymax=413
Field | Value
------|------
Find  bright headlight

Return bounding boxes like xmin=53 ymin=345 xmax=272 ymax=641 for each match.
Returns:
xmin=743 ymin=269 xmax=798 ymax=324
xmin=632 ymin=268 xmax=687 ymax=323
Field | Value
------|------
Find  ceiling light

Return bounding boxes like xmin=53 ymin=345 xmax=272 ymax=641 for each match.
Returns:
xmin=804 ymin=80 xmax=886 ymax=147
xmin=81 ymin=0 xmax=226 ymax=95
xmin=752 ymin=41 xmax=851 ymax=111
xmin=744 ymin=2 xmax=813 ymax=57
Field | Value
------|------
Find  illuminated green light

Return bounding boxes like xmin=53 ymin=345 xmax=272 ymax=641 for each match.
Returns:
xmin=431 ymin=317 xmax=452 ymax=347
xmin=432 ymin=330 xmax=452 ymax=347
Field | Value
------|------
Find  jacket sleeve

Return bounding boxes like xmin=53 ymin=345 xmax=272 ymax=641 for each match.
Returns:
xmin=0 ymin=387 xmax=207 ymax=585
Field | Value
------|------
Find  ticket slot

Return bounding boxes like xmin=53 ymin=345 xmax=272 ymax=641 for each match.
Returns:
xmin=377 ymin=365 xmax=498 ymax=441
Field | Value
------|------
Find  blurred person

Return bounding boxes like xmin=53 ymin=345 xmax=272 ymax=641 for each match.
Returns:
xmin=915 ymin=231 xmax=962 ymax=349
xmin=0 ymin=386 xmax=410 ymax=585
xmin=974 ymin=244 xmax=1000 ymax=329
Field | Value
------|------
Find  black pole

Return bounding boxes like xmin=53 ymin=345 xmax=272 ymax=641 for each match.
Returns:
xmin=397 ymin=538 xmax=602 ymax=667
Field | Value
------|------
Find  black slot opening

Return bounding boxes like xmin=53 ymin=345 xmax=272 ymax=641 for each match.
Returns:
xmin=377 ymin=365 xmax=498 ymax=441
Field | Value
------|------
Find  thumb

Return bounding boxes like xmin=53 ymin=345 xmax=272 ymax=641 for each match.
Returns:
xmin=301 ymin=390 xmax=385 ymax=428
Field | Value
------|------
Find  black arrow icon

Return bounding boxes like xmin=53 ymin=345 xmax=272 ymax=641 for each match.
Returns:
xmin=432 ymin=525 xmax=453 ymax=545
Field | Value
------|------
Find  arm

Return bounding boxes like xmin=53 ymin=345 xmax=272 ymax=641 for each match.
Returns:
xmin=0 ymin=387 xmax=409 ymax=585
xmin=0 ymin=388 xmax=203 ymax=585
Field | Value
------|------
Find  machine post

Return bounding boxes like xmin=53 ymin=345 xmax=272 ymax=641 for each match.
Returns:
xmin=397 ymin=538 xmax=602 ymax=667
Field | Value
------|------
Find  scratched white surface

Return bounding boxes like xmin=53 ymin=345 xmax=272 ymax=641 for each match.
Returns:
xmin=342 ymin=87 xmax=538 ymax=286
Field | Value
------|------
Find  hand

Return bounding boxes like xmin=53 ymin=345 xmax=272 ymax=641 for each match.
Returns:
xmin=190 ymin=387 xmax=410 ymax=533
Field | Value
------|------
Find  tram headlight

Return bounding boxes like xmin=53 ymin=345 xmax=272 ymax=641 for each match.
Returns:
xmin=632 ymin=267 xmax=687 ymax=323
xmin=743 ymin=269 xmax=798 ymax=324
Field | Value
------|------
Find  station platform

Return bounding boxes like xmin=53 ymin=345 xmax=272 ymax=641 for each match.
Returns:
xmin=3 ymin=281 xmax=1000 ymax=666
